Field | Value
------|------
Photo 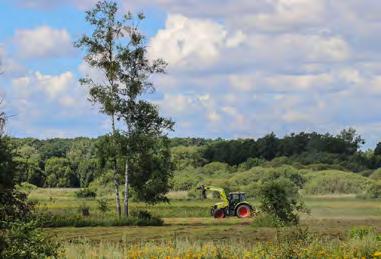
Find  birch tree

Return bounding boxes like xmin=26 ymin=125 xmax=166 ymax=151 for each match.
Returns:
xmin=75 ymin=1 xmax=123 ymax=217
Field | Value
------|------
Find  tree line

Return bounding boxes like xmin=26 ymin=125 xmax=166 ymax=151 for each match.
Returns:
xmin=202 ymin=129 xmax=381 ymax=172
xmin=8 ymin=128 xmax=381 ymax=190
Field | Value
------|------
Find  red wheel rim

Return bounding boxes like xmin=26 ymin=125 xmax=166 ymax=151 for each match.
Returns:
xmin=214 ymin=210 xmax=224 ymax=218
xmin=238 ymin=207 xmax=249 ymax=217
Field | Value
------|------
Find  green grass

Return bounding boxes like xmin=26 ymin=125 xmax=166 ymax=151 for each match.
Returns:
xmin=31 ymin=188 xmax=381 ymax=219
xmin=32 ymin=188 xmax=381 ymax=247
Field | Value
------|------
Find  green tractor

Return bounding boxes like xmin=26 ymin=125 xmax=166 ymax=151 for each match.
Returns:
xmin=197 ymin=185 xmax=255 ymax=218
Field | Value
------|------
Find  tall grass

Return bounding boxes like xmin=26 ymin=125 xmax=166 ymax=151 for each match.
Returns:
xmin=62 ymin=228 xmax=381 ymax=259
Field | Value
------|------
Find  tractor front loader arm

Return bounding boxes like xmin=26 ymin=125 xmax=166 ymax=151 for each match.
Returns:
xmin=197 ymin=185 xmax=229 ymax=207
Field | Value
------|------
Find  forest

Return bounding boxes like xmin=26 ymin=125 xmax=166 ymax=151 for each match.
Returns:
xmin=8 ymin=128 xmax=381 ymax=195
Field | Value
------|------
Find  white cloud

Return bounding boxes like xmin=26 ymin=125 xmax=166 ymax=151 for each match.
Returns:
xmin=149 ymin=14 xmax=247 ymax=69
xmin=14 ymin=26 xmax=74 ymax=58
xmin=35 ymin=71 xmax=74 ymax=98
xmin=234 ymin=0 xmax=326 ymax=32
xmin=11 ymin=71 xmax=75 ymax=101
xmin=248 ymin=34 xmax=351 ymax=64
xmin=149 ymin=14 xmax=226 ymax=68
xmin=159 ymin=94 xmax=198 ymax=115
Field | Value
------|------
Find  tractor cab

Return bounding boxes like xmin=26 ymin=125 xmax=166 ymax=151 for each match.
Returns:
xmin=228 ymin=192 xmax=246 ymax=203
xmin=227 ymin=192 xmax=247 ymax=216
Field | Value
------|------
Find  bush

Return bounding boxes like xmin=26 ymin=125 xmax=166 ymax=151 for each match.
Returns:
xmin=359 ymin=182 xmax=381 ymax=199
xmin=303 ymin=170 xmax=373 ymax=195
xmin=0 ymin=220 xmax=60 ymax=259
xmin=370 ymin=168 xmax=381 ymax=181
xmin=130 ymin=210 xmax=152 ymax=219
xmin=75 ymin=188 xmax=96 ymax=199
xmin=252 ymin=213 xmax=283 ymax=228
xmin=15 ymin=182 xmax=37 ymax=194
xmin=172 ymin=167 xmax=202 ymax=191
xmin=257 ymin=178 xmax=308 ymax=225
xmin=96 ymin=198 xmax=109 ymax=214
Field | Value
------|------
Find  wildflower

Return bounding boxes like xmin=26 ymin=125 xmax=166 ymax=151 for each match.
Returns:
xmin=374 ymin=251 xmax=381 ymax=257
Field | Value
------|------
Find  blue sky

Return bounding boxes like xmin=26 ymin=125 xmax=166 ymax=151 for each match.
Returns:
xmin=1 ymin=0 xmax=381 ymax=149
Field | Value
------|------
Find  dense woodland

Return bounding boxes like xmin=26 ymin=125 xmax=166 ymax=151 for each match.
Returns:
xmin=7 ymin=128 xmax=381 ymax=191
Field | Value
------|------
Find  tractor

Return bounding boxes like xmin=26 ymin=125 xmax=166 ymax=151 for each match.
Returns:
xmin=197 ymin=185 xmax=255 ymax=218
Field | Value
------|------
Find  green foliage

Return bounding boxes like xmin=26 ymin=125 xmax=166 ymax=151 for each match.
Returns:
xmin=0 ymin=135 xmax=60 ymax=258
xmin=200 ymin=161 xmax=232 ymax=176
xmin=374 ymin=142 xmax=381 ymax=156
xmin=45 ymin=157 xmax=78 ymax=187
xmin=130 ymin=210 xmax=152 ymax=220
xmin=96 ymin=198 xmax=109 ymax=214
xmin=348 ymin=227 xmax=376 ymax=240
xmin=361 ymin=182 xmax=381 ymax=199
xmin=75 ymin=188 xmax=97 ymax=199
xmin=15 ymin=182 xmax=37 ymax=194
xmin=172 ymin=166 xmax=201 ymax=191
xmin=252 ymin=213 xmax=283 ymax=228
xmin=14 ymin=145 xmax=43 ymax=186
xmin=0 ymin=220 xmax=60 ymax=259
xmin=370 ymin=168 xmax=381 ymax=181
xmin=128 ymin=135 xmax=174 ymax=204
xmin=303 ymin=170 xmax=373 ymax=195
xmin=0 ymin=137 xmax=15 ymax=190
xmin=171 ymin=145 xmax=205 ymax=169
xmin=257 ymin=178 xmax=308 ymax=225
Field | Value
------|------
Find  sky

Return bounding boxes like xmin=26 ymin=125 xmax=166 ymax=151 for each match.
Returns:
xmin=1 ymin=0 xmax=381 ymax=149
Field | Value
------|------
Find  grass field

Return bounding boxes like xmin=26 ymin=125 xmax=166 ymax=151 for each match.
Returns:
xmin=29 ymin=188 xmax=381 ymax=258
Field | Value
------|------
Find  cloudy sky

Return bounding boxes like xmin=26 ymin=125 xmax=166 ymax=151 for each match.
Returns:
xmin=1 ymin=0 xmax=381 ymax=148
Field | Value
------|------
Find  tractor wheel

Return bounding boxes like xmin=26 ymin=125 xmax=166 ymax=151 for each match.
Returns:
xmin=213 ymin=208 xmax=225 ymax=218
xmin=236 ymin=204 xmax=251 ymax=218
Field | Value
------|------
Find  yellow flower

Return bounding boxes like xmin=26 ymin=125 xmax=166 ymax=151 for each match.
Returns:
xmin=374 ymin=251 xmax=381 ymax=257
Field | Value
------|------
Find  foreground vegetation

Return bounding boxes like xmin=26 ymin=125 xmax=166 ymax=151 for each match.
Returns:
xmin=61 ymin=227 xmax=381 ymax=258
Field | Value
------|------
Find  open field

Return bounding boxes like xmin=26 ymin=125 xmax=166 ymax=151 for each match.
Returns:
xmin=30 ymin=188 xmax=381 ymax=245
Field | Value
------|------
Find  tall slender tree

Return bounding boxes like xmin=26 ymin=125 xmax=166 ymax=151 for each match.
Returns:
xmin=75 ymin=1 xmax=124 ymax=217
xmin=76 ymin=0 xmax=174 ymax=217
xmin=113 ymin=12 xmax=172 ymax=216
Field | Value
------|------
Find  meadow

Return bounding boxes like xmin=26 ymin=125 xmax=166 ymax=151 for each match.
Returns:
xmin=29 ymin=188 xmax=381 ymax=258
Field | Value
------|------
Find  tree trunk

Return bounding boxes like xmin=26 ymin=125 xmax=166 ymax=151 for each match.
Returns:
xmin=114 ymin=177 xmax=121 ymax=217
xmin=123 ymin=159 xmax=129 ymax=217
xmin=111 ymin=113 xmax=121 ymax=218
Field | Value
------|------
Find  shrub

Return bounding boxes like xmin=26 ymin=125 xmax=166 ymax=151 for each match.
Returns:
xmin=361 ymin=182 xmax=381 ymax=199
xmin=252 ymin=213 xmax=283 ymax=228
xmin=15 ymin=182 xmax=37 ymax=194
xmin=96 ymin=198 xmax=109 ymax=214
xmin=257 ymin=178 xmax=308 ymax=225
xmin=370 ymin=168 xmax=381 ymax=181
xmin=303 ymin=170 xmax=373 ymax=194
xmin=172 ymin=167 xmax=202 ymax=191
xmin=130 ymin=210 xmax=152 ymax=220
xmin=0 ymin=220 xmax=60 ymax=259
xmin=200 ymin=162 xmax=231 ymax=176
xmin=75 ymin=188 xmax=96 ymax=199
